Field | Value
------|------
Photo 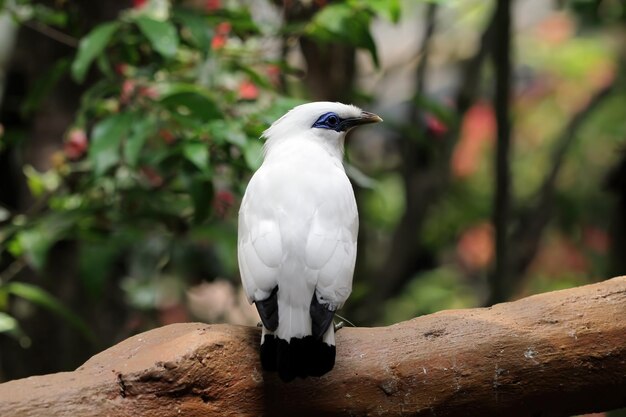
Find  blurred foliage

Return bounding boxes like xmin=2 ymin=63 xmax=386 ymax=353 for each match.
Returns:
xmin=383 ymin=266 xmax=478 ymax=324
xmin=355 ymin=0 xmax=624 ymax=324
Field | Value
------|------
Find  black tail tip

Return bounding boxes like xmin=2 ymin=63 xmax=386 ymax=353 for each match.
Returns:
xmin=260 ymin=335 xmax=336 ymax=382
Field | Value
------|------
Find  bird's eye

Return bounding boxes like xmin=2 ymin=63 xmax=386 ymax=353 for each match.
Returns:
xmin=326 ymin=115 xmax=338 ymax=126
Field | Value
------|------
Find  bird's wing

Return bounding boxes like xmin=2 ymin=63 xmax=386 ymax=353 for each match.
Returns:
xmin=237 ymin=174 xmax=283 ymax=305
xmin=304 ymin=177 xmax=358 ymax=308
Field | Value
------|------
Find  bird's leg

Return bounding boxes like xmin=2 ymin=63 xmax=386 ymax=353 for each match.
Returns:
xmin=334 ymin=321 xmax=345 ymax=332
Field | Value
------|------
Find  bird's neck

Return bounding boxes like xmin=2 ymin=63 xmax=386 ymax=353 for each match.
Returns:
xmin=263 ymin=133 xmax=345 ymax=163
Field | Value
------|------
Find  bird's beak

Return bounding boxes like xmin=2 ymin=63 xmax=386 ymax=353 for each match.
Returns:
xmin=356 ymin=111 xmax=383 ymax=125
xmin=343 ymin=111 xmax=383 ymax=130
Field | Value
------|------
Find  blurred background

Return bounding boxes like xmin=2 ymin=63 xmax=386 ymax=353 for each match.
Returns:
xmin=0 ymin=0 xmax=624 ymax=404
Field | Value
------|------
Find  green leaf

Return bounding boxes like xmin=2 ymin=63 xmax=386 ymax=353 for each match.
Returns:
xmin=159 ymin=91 xmax=222 ymax=122
xmin=183 ymin=142 xmax=210 ymax=173
xmin=0 ymin=311 xmax=29 ymax=346
xmin=11 ymin=213 xmax=76 ymax=270
xmin=234 ymin=64 xmax=273 ymax=89
xmin=156 ymin=82 xmax=201 ymax=96
xmin=23 ymin=165 xmax=61 ymax=197
xmin=0 ymin=205 xmax=10 ymax=222
xmin=157 ymin=85 xmax=222 ymax=127
xmin=218 ymin=8 xmax=260 ymax=34
xmin=13 ymin=229 xmax=50 ymax=270
xmin=6 ymin=282 xmax=94 ymax=342
xmin=173 ymin=7 xmax=212 ymax=52
xmin=243 ymin=140 xmax=263 ymax=170
xmin=203 ymin=120 xmax=247 ymax=147
xmin=79 ymin=241 xmax=120 ymax=298
xmin=156 ymin=83 xmax=223 ymax=123
xmin=412 ymin=94 xmax=457 ymax=127
xmin=32 ymin=4 xmax=68 ymax=27
xmin=362 ymin=0 xmax=401 ymax=23
xmin=307 ymin=4 xmax=379 ymax=67
xmin=89 ymin=113 xmax=133 ymax=176
xmin=71 ymin=21 xmax=119 ymax=83
xmin=124 ymin=115 xmax=156 ymax=167
xmin=188 ymin=176 xmax=213 ymax=224
xmin=0 ymin=312 xmax=18 ymax=334
xmin=0 ymin=224 xmax=17 ymax=250
xmin=136 ymin=16 xmax=179 ymax=58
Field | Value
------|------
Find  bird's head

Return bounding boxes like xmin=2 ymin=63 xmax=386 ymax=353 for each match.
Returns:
xmin=262 ymin=101 xmax=382 ymax=157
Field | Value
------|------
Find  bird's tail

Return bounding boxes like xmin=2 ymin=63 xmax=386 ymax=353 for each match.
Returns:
xmin=260 ymin=326 xmax=336 ymax=382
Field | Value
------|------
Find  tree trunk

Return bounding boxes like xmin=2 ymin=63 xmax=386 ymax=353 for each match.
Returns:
xmin=488 ymin=0 xmax=513 ymax=305
xmin=1 ymin=276 xmax=625 ymax=417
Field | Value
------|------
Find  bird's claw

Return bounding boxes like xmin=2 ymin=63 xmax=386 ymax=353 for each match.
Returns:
xmin=334 ymin=321 xmax=345 ymax=332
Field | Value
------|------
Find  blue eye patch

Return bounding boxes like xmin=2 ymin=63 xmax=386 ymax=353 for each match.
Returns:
xmin=312 ymin=112 xmax=346 ymax=132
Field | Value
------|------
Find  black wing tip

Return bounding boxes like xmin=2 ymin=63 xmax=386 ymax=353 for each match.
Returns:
xmin=310 ymin=293 xmax=336 ymax=340
xmin=255 ymin=286 xmax=279 ymax=331
xmin=260 ymin=335 xmax=336 ymax=382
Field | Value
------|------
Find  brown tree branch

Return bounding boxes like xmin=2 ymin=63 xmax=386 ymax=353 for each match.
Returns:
xmin=22 ymin=21 xmax=79 ymax=48
xmin=1 ymin=277 xmax=625 ymax=416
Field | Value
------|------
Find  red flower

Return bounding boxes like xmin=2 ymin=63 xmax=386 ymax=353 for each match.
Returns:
xmin=216 ymin=22 xmax=231 ymax=35
xmin=132 ymin=0 xmax=147 ymax=9
xmin=205 ymin=0 xmax=221 ymax=11
xmin=238 ymin=80 xmax=259 ymax=101
xmin=120 ymin=79 xmax=136 ymax=105
xmin=213 ymin=190 xmax=235 ymax=218
xmin=535 ymin=13 xmax=573 ymax=45
xmin=583 ymin=226 xmax=609 ymax=254
xmin=138 ymin=85 xmax=159 ymax=100
xmin=267 ymin=64 xmax=281 ymax=86
xmin=159 ymin=129 xmax=176 ymax=145
xmin=211 ymin=22 xmax=231 ymax=50
xmin=425 ymin=113 xmax=448 ymax=137
xmin=211 ymin=36 xmax=226 ymax=50
xmin=115 ymin=63 xmax=129 ymax=76
xmin=451 ymin=102 xmax=495 ymax=178
xmin=530 ymin=235 xmax=589 ymax=275
xmin=64 ymin=128 xmax=88 ymax=160
xmin=457 ymin=222 xmax=494 ymax=271
xmin=140 ymin=166 xmax=164 ymax=187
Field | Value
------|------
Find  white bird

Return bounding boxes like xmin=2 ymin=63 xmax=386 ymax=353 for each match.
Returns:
xmin=238 ymin=102 xmax=382 ymax=381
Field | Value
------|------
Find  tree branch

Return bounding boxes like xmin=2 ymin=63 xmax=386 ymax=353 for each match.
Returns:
xmin=22 ymin=20 xmax=79 ymax=48
xmin=1 ymin=277 xmax=625 ymax=416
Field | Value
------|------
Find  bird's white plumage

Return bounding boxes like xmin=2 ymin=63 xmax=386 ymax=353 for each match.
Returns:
xmin=238 ymin=102 xmax=361 ymax=343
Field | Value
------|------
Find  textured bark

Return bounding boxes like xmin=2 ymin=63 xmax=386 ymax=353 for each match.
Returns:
xmin=1 ymin=277 xmax=625 ymax=417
